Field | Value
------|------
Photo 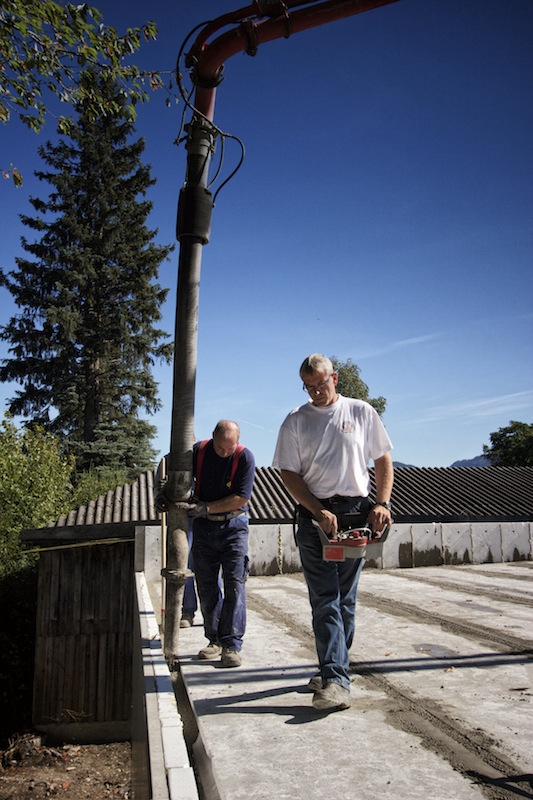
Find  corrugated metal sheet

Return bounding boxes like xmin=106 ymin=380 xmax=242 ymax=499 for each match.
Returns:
xmin=52 ymin=470 xmax=158 ymax=528
xmin=388 ymin=465 xmax=533 ymax=522
xmin=23 ymin=465 xmax=533 ymax=541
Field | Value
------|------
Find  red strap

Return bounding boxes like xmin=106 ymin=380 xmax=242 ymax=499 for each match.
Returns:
xmin=195 ymin=440 xmax=245 ymax=497
xmin=230 ymin=444 xmax=245 ymax=486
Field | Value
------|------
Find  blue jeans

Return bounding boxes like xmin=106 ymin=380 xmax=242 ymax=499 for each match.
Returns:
xmin=296 ymin=497 xmax=370 ymax=690
xmin=191 ymin=517 xmax=249 ymax=651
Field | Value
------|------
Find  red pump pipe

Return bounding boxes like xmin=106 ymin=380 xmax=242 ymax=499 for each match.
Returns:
xmin=187 ymin=0 xmax=400 ymax=119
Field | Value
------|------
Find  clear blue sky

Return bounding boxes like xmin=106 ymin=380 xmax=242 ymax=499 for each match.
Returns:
xmin=1 ymin=0 xmax=532 ymax=468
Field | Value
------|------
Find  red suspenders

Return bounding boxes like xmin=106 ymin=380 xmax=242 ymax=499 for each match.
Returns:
xmin=194 ymin=439 xmax=245 ymax=497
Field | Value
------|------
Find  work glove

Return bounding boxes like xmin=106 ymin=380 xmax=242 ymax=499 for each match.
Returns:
xmin=154 ymin=492 xmax=170 ymax=513
xmin=187 ymin=500 xmax=209 ymax=519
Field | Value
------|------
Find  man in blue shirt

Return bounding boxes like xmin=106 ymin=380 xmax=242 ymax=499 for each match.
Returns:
xmin=188 ymin=420 xmax=255 ymax=668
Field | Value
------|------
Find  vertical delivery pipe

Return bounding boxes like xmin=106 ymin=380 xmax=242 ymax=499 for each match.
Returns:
xmin=162 ymin=115 xmax=215 ymax=664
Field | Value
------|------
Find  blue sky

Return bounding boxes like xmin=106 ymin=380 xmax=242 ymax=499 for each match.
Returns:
xmin=1 ymin=0 xmax=532 ymax=468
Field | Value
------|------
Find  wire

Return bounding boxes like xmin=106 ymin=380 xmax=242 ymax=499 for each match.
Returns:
xmin=175 ymin=20 xmax=247 ymax=203
xmin=212 ymin=134 xmax=245 ymax=206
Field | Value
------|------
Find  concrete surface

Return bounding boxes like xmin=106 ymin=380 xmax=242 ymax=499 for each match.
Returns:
xmin=178 ymin=562 xmax=533 ymax=800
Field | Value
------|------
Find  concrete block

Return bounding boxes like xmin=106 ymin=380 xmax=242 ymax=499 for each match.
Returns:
xmin=501 ymin=522 xmax=531 ymax=562
xmin=161 ymin=723 xmax=190 ymax=769
xmin=379 ymin=525 xmax=402 ymax=569
xmin=412 ymin=523 xmax=444 ymax=567
xmin=248 ymin=524 xmax=280 ymax=575
xmin=142 ymin=525 xmax=164 ymax=588
xmin=442 ymin=523 xmax=472 ymax=564
xmin=471 ymin=523 xmax=502 ymax=564
xmin=167 ymin=766 xmax=199 ymax=800
xmin=281 ymin=523 xmax=301 ymax=572
xmin=158 ymin=688 xmax=182 ymax=720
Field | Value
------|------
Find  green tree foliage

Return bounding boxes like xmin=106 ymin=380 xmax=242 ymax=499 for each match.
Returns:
xmin=330 ymin=356 xmax=386 ymax=415
xmin=0 ymin=1 xmax=159 ymax=136
xmin=70 ymin=464 xmax=131 ymax=509
xmin=483 ymin=420 xmax=533 ymax=467
xmin=0 ymin=71 xmax=174 ymax=475
xmin=0 ymin=416 xmax=74 ymax=576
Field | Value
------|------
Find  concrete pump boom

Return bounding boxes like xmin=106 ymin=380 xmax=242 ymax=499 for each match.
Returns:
xmin=161 ymin=0 xmax=400 ymax=663
xmin=187 ymin=0 xmax=400 ymax=119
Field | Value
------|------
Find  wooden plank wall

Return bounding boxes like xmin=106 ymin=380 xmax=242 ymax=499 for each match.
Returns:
xmin=33 ymin=540 xmax=134 ymax=739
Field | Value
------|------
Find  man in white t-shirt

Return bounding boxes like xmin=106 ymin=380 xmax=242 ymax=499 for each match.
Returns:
xmin=272 ymin=354 xmax=393 ymax=711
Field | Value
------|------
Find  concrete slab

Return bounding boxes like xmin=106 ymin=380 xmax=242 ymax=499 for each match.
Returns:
xmin=177 ymin=564 xmax=533 ymax=800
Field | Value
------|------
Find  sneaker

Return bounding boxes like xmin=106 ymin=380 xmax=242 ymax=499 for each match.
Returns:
xmin=221 ymin=648 xmax=242 ymax=668
xmin=180 ymin=615 xmax=194 ymax=628
xmin=198 ymin=643 xmax=222 ymax=660
xmin=305 ymin=673 xmax=323 ymax=693
xmin=312 ymin=682 xmax=351 ymax=711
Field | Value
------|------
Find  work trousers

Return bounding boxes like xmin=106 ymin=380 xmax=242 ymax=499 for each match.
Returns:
xmin=192 ymin=517 xmax=249 ymax=652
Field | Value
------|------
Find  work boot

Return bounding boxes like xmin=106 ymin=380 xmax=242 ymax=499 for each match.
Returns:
xmin=305 ymin=673 xmax=323 ymax=693
xmin=312 ymin=682 xmax=351 ymax=711
xmin=221 ymin=648 xmax=242 ymax=668
xmin=198 ymin=643 xmax=222 ymax=660
xmin=180 ymin=615 xmax=194 ymax=629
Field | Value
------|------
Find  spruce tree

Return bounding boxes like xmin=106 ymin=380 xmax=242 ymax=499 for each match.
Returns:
xmin=0 ymin=71 xmax=173 ymax=475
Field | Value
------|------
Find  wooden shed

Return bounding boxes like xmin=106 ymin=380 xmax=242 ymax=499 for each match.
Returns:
xmin=24 ymin=528 xmax=136 ymax=743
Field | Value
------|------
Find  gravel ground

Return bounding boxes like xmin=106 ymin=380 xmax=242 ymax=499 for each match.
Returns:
xmin=0 ymin=734 xmax=131 ymax=800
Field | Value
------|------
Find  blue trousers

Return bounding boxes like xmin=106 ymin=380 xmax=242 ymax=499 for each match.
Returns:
xmin=296 ymin=497 xmax=370 ymax=690
xmin=182 ymin=530 xmax=198 ymax=617
xmin=191 ymin=517 xmax=249 ymax=652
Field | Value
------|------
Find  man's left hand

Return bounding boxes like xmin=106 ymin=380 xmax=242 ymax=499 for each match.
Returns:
xmin=187 ymin=500 xmax=209 ymax=519
xmin=368 ymin=504 xmax=391 ymax=533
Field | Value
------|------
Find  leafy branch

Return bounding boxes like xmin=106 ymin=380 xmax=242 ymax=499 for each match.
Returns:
xmin=1 ymin=1 xmax=179 ymax=184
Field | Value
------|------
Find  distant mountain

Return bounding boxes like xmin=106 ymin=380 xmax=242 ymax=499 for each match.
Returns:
xmin=450 ymin=455 xmax=490 ymax=467
xmin=392 ymin=456 xmax=491 ymax=468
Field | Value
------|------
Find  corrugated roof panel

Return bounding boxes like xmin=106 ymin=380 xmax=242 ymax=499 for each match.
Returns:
xmin=94 ymin=493 xmax=104 ymax=524
xmin=24 ymin=464 xmax=533 ymax=537
xmin=112 ymin=485 xmax=123 ymax=523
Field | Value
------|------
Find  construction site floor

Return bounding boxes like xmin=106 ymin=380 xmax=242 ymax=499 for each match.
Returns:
xmin=177 ymin=563 xmax=533 ymax=800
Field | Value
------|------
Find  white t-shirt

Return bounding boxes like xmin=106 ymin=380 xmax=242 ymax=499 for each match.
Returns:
xmin=272 ymin=394 xmax=393 ymax=499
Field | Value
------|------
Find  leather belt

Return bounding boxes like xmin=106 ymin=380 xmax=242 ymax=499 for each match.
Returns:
xmin=297 ymin=496 xmax=366 ymax=519
xmin=205 ymin=511 xmax=247 ymax=522
xmin=320 ymin=495 xmax=364 ymax=504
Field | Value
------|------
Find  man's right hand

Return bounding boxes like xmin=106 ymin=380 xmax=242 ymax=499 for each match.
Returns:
xmin=154 ymin=492 xmax=170 ymax=513
xmin=315 ymin=508 xmax=338 ymax=535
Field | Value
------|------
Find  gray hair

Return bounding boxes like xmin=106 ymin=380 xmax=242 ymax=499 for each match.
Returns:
xmin=299 ymin=353 xmax=333 ymax=378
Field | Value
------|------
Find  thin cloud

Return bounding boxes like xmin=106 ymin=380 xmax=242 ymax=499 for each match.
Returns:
xmin=239 ymin=418 xmax=277 ymax=433
xmin=405 ymin=390 xmax=533 ymax=425
xmin=355 ymin=333 xmax=441 ymax=360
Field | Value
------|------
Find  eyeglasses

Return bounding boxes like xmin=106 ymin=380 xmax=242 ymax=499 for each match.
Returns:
xmin=302 ymin=375 xmax=332 ymax=393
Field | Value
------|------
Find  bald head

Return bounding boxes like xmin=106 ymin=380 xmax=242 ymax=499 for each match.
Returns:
xmin=212 ymin=420 xmax=240 ymax=458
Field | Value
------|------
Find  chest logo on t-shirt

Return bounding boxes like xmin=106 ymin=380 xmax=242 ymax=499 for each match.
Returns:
xmin=341 ymin=420 xmax=355 ymax=433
